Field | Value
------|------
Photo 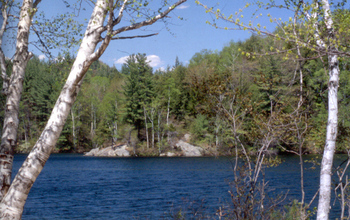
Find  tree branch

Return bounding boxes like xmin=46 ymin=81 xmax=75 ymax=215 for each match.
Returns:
xmin=110 ymin=33 xmax=158 ymax=40
xmin=113 ymin=0 xmax=128 ymax=26
xmin=88 ymin=0 xmax=116 ymax=62
xmin=33 ymin=0 xmax=42 ymax=8
xmin=31 ymin=24 xmax=53 ymax=58
xmin=111 ymin=0 xmax=186 ymax=36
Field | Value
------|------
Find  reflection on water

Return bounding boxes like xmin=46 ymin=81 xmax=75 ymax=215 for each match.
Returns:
xmin=12 ymin=154 xmax=347 ymax=219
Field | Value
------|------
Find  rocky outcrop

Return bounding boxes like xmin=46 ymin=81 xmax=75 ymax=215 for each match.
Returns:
xmin=159 ymin=152 xmax=178 ymax=157
xmin=84 ymin=144 xmax=130 ymax=157
xmin=84 ymin=139 xmax=204 ymax=157
xmin=175 ymin=140 xmax=204 ymax=157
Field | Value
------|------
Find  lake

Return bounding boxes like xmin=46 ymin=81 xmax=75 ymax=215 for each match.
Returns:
xmin=12 ymin=154 xmax=347 ymax=219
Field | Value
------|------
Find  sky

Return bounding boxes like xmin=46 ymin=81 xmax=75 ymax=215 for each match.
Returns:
xmin=3 ymin=0 xmax=295 ymax=71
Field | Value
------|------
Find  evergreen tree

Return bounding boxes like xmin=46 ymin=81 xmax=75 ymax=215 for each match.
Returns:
xmin=123 ymin=54 xmax=154 ymax=139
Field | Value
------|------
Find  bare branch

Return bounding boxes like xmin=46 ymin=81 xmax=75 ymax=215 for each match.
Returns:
xmin=113 ymin=0 xmax=128 ymax=26
xmin=111 ymin=0 xmax=186 ymax=36
xmin=91 ymin=0 xmax=186 ymax=62
xmin=31 ymin=25 xmax=53 ymax=58
xmin=88 ymin=0 xmax=115 ymax=62
xmin=110 ymin=33 xmax=158 ymax=40
xmin=33 ymin=0 xmax=41 ymax=8
xmin=307 ymin=188 xmax=320 ymax=209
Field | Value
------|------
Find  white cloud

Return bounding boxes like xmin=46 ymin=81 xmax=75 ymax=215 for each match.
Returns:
xmin=146 ymin=55 xmax=162 ymax=67
xmin=38 ymin=54 xmax=46 ymax=60
xmin=114 ymin=55 xmax=163 ymax=68
xmin=176 ymin=4 xmax=189 ymax=9
xmin=115 ymin=56 xmax=129 ymax=65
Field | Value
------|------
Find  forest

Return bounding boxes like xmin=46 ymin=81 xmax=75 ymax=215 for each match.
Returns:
xmin=2 ymin=30 xmax=350 ymax=156
xmin=2 ymin=0 xmax=350 ymax=219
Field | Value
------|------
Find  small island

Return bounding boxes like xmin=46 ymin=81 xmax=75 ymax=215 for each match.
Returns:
xmin=84 ymin=134 xmax=206 ymax=157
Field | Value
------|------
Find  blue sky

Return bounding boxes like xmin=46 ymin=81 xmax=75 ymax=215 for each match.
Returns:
xmin=4 ymin=0 xmax=294 ymax=71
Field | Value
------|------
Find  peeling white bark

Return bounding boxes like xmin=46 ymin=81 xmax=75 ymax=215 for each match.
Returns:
xmin=157 ymin=110 xmax=161 ymax=154
xmin=0 ymin=1 xmax=10 ymax=94
xmin=0 ymin=1 xmax=109 ymax=218
xmin=0 ymin=0 xmax=187 ymax=218
xmin=0 ymin=0 xmax=36 ymax=202
xmin=316 ymin=1 xmax=339 ymax=219
xmin=144 ymin=106 xmax=149 ymax=149
xmin=317 ymin=53 xmax=339 ymax=220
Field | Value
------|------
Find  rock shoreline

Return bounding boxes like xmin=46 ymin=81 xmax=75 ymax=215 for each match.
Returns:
xmin=84 ymin=140 xmax=205 ymax=157
xmin=84 ymin=144 xmax=131 ymax=157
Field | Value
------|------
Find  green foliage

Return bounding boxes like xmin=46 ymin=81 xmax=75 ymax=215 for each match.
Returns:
xmin=269 ymin=200 xmax=314 ymax=220
xmin=190 ymin=114 xmax=209 ymax=144
xmin=32 ymin=11 xmax=84 ymax=56
xmin=9 ymin=19 xmax=350 ymax=154
xmin=123 ymin=53 xmax=154 ymax=139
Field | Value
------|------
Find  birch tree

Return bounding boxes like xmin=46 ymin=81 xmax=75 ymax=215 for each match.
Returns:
xmin=314 ymin=2 xmax=339 ymax=219
xmin=0 ymin=0 xmax=186 ymax=218
xmin=197 ymin=0 xmax=349 ymax=219
xmin=0 ymin=0 xmax=41 ymax=202
xmin=0 ymin=0 xmax=82 ymax=202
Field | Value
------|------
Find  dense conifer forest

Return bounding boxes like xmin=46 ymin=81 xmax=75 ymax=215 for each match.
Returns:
xmin=3 ymin=33 xmax=350 ymax=155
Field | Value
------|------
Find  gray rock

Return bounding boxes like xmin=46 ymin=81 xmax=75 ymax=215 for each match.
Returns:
xmin=183 ymin=134 xmax=191 ymax=142
xmin=84 ymin=145 xmax=130 ymax=157
xmin=84 ymin=148 xmax=99 ymax=156
xmin=160 ymin=152 xmax=177 ymax=157
xmin=175 ymin=140 xmax=203 ymax=157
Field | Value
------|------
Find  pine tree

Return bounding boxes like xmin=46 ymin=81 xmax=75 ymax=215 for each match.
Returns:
xmin=123 ymin=54 xmax=154 ymax=140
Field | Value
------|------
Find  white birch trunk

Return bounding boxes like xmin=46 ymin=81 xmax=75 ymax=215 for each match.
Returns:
xmin=166 ymin=94 xmax=170 ymax=144
xmin=150 ymin=108 xmax=155 ymax=148
xmin=144 ymin=106 xmax=149 ymax=149
xmin=317 ymin=52 xmax=339 ymax=220
xmin=0 ymin=1 xmax=109 ymax=218
xmin=0 ymin=0 xmax=36 ymax=202
xmin=0 ymin=0 xmax=186 ymax=218
xmin=145 ymin=107 xmax=155 ymax=148
xmin=317 ymin=1 xmax=339 ymax=219
xmin=0 ymin=1 xmax=10 ymax=94
xmin=157 ymin=110 xmax=161 ymax=154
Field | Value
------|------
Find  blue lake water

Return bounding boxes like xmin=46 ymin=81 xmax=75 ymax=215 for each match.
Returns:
xmin=12 ymin=154 xmax=348 ymax=219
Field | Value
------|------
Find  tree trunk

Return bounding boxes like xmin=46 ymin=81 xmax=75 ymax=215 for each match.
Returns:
xmin=0 ymin=0 xmax=35 ymax=202
xmin=0 ymin=1 xmax=109 ymax=218
xmin=157 ymin=110 xmax=161 ymax=154
xmin=317 ymin=1 xmax=339 ymax=219
xmin=144 ymin=106 xmax=149 ymax=149
xmin=151 ymin=108 xmax=155 ymax=148
xmin=317 ymin=52 xmax=339 ymax=220
xmin=0 ymin=0 xmax=187 ymax=217
xmin=167 ymin=95 xmax=170 ymax=144
xmin=0 ymin=1 xmax=10 ymax=95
